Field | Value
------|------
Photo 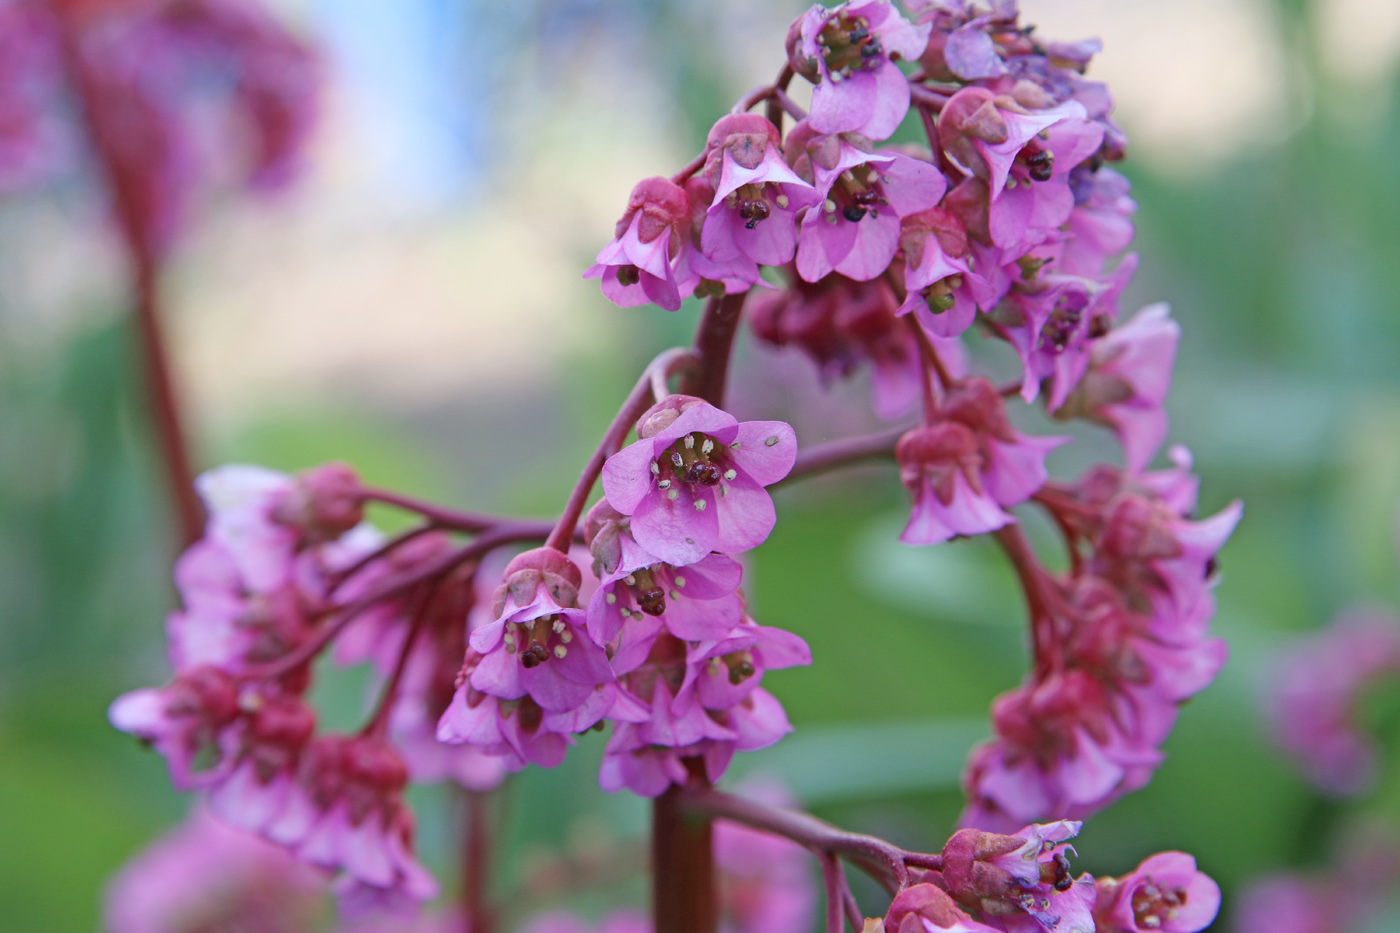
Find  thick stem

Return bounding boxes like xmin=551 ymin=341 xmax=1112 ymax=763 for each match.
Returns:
xmin=464 ymin=789 xmax=495 ymax=933
xmin=545 ymin=348 xmax=693 ymax=552
xmin=54 ymin=13 xmax=204 ymax=547
xmin=684 ymin=293 xmax=748 ymax=407
xmin=822 ymin=852 xmax=846 ymax=933
xmin=993 ymin=525 xmax=1061 ymax=675
xmin=765 ymin=64 xmax=797 ymax=130
xmin=360 ymin=489 xmax=540 ymax=534
xmin=653 ymin=774 xmax=717 ymax=933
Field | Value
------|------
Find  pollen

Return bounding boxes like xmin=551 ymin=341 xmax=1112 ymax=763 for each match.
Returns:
xmin=624 ymin=574 xmax=637 ymax=585
xmin=824 ymin=198 xmax=837 ymax=213
xmin=776 ymin=194 xmax=790 ymax=208
xmin=765 ymin=435 xmax=780 ymax=446
xmin=724 ymin=469 xmax=737 ymax=480
xmin=651 ymin=460 xmax=660 ymax=474
xmin=561 ymin=630 xmax=573 ymax=643
xmin=605 ymin=592 xmax=617 ymax=604
xmin=674 ymin=576 xmax=686 ymax=587
xmin=554 ymin=645 xmax=568 ymax=659
xmin=694 ymin=499 xmax=707 ymax=511
xmin=658 ymin=479 xmax=671 ymax=488
xmin=552 ymin=619 xmax=566 ymax=634
xmin=668 ymin=488 xmax=680 ymax=500
xmin=701 ymin=438 xmax=714 ymax=454
xmin=684 ymin=434 xmax=695 ymax=449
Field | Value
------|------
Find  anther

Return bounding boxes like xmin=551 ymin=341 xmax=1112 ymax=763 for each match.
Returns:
xmin=624 ymin=574 xmax=637 ymax=585
xmin=723 ymin=469 xmax=737 ymax=480
xmin=605 ymin=592 xmax=617 ymax=604
xmin=671 ymin=451 xmax=684 ymax=468
xmin=561 ymin=630 xmax=573 ymax=643
xmin=667 ymin=489 xmax=679 ymax=500
xmin=776 ymin=194 xmax=790 ymax=208
xmin=824 ymin=198 xmax=837 ymax=213
xmin=552 ymin=619 xmax=566 ymax=634
xmin=553 ymin=645 xmax=568 ymax=659
xmin=765 ymin=436 xmax=780 ymax=446
xmin=658 ymin=479 xmax=671 ymax=488
xmin=651 ymin=461 xmax=660 ymax=474
xmin=701 ymin=438 xmax=714 ymax=454
xmin=694 ymin=499 xmax=707 ymax=511
xmin=684 ymin=434 xmax=695 ymax=449
xmin=674 ymin=576 xmax=686 ymax=587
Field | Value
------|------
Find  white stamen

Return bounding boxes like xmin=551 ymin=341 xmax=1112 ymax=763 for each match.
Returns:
xmin=765 ymin=435 xmax=780 ymax=447
xmin=624 ymin=574 xmax=637 ymax=586
xmin=659 ymin=479 xmax=672 ymax=488
xmin=674 ymin=576 xmax=686 ymax=588
xmin=830 ymin=70 xmax=842 ymax=83
xmin=650 ymin=460 xmax=660 ymax=475
xmin=506 ymin=644 xmax=517 ymax=654
xmin=724 ymin=469 xmax=737 ymax=480
xmin=554 ymin=645 xmax=568 ymax=659
xmin=668 ymin=488 xmax=680 ymax=500
xmin=694 ymin=499 xmax=707 ymax=511
xmin=684 ymin=434 xmax=695 ymax=449
xmin=670 ymin=590 xmax=681 ymax=600
xmin=552 ymin=619 xmax=566 ymax=634
xmin=504 ymin=632 xmax=516 ymax=645
xmin=842 ymin=170 xmax=855 ymax=182
xmin=730 ymin=441 xmax=742 ymax=449
xmin=672 ymin=452 xmax=684 ymax=467
xmin=561 ymin=630 xmax=573 ymax=643
xmin=720 ymin=485 xmax=729 ymax=497
xmin=605 ymin=592 xmax=617 ymax=604
xmin=776 ymin=194 xmax=790 ymax=208
xmin=823 ymin=198 xmax=837 ymax=213
xmin=701 ymin=438 xmax=714 ymax=454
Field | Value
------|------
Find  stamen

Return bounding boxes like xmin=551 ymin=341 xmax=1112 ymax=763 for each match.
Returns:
xmin=694 ymin=499 xmax=707 ymax=511
xmin=775 ymin=194 xmax=789 ymax=208
xmin=701 ymin=438 xmax=714 ymax=454
xmin=684 ymin=434 xmax=695 ymax=449
xmin=668 ymin=488 xmax=680 ymax=500
xmin=674 ymin=576 xmax=686 ymax=587
xmin=659 ymin=479 xmax=672 ymax=488
xmin=553 ymin=645 xmax=568 ymax=659
xmin=552 ymin=619 xmax=566 ymax=634
xmin=624 ymin=574 xmax=637 ymax=585
xmin=561 ymin=630 xmax=573 ymax=643
xmin=765 ymin=435 xmax=780 ymax=446
xmin=605 ymin=592 xmax=617 ymax=604
xmin=724 ymin=469 xmax=737 ymax=480
xmin=650 ymin=460 xmax=660 ymax=474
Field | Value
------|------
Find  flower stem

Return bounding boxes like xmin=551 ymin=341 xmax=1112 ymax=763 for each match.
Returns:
xmin=684 ymin=293 xmax=748 ymax=407
xmin=993 ymin=525 xmax=1062 ymax=675
xmin=545 ymin=348 xmax=694 ymax=552
xmin=359 ymin=488 xmax=540 ymax=534
xmin=654 ymin=773 xmax=717 ymax=933
xmin=775 ymin=426 xmax=906 ymax=487
xmin=464 ymin=788 xmax=496 ymax=933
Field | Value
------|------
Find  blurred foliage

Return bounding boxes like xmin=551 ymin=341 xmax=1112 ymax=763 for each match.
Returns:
xmin=3 ymin=0 xmax=1400 ymax=930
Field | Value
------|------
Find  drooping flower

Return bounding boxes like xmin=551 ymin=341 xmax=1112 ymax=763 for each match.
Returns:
xmin=883 ymin=881 xmax=1002 ymax=933
xmin=785 ymin=120 xmax=946 ymax=283
xmin=787 ymin=1 xmax=931 ymax=141
xmin=940 ymin=820 xmax=1097 ymax=933
xmin=601 ymin=395 xmax=797 ymax=566
xmin=699 ymin=113 xmax=821 ymax=269
xmin=1093 ymin=852 xmax=1221 ymax=933
xmin=897 ymin=205 xmax=998 ymax=339
xmin=1057 ymin=304 xmax=1179 ymax=473
xmin=585 ymin=176 xmax=692 ymax=311
xmin=108 ymin=665 xmax=243 ymax=789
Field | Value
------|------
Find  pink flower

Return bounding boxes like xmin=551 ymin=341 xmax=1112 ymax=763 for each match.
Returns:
xmin=601 ymin=395 xmax=797 ymax=566
xmin=1093 ymin=852 xmax=1221 ymax=933
xmin=700 ymin=113 xmax=821 ymax=268
xmin=1263 ymin=608 xmax=1400 ymax=796
xmin=788 ymin=1 xmax=931 ymax=141
xmin=937 ymin=88 xmax=1092 ymax=204
xmin=103 ymin=804 xmax=325 ymax=933
xmin=267 ymin=735 xmax=438 ymax=909
xmin=584 ymin=502 xmax=745 ymax=672
xmin=1060 ymin=303 xmax=1180 ymax=473
xmin=940 ymin=820 xmax=1097 ymax=933
xmin=585 ymin=176 xmax=692 ymax=311
xmin=208 ymin=693 xmax=318 ymax=835
xmin=785 ymin=120 xmax=946 ymax=282
xmin=0 ymin=2 xmax=68 ymax=191
xmin=109 ymin=665 xmax=243 ymax=789
xmin=466 ymin=548 xmax=615 ymax=715
xmin=884 ymin=881 xmax=1001 ymax=933
xmin=898 ymin=206 xmax=998 ymax=339
xmin=1062 ymin=167 xmax=1136 ymax=277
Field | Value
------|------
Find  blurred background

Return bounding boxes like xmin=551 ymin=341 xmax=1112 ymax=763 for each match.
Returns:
xmin=3 ymin=0 xmax=1400 ymax=929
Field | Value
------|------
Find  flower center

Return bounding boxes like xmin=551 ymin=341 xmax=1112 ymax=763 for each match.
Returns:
xmin=505 ymin=614 xmax=574 ymax=668
xmin=651 ymin=431 xmax=741 ymax=511
xmin=1131 ymin=878 xmax=1188 ymax=929
xmin=819 ymin=14 xmax=881 ymax=76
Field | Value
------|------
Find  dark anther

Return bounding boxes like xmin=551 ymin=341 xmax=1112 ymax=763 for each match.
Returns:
xmin=1026 ymin=149 xmax=1054 ymax=181
xmin=727 ymin=658 xmax=755 ymax=684
xmin=852 ymin=190 xmax=880 ymax=207
xmin=1040 ymin=850 xmax=1073 ymax=891
xmin=848 ymin=24 xmax=868 ymax=42
xmin=520 ymin=644 xmax=549 ymax=669
xmin=1088 ymin=315 xmax=1111 ymax=339
xmin=686 ymin=461 xmax=723 ymax=487
xmin=637 ymin=587 xmax=667 ymax=616
xmin=738 ymin=198 xmax=771 ymax=230
xmin=617 ymin=264 xmax=641 ymax=286
xmin=860 ymin=41 xmax=881 ymax=58
xmin=842 ymin=205 xmax=868 ymax=222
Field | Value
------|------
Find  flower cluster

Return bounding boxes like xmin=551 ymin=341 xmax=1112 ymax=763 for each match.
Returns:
xmin=879 ymin=820 xmax=1218 ymax=933
xmin=961 ymin=450 xmax=1241 ymax=830
xmin=109 ymin=464 xmax=467 ymax=913
xmin=0 ymin=0 xmax=317 ymax=253
xmin=438 ymin=395 xmax=810 ymax=798
xmin=1262 ymin=607 xmax=1400 ymax=796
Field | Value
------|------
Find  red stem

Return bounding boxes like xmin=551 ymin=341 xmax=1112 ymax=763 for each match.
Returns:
xmin=671 ymin=151 xmax=707 ymax=186
xmin=908 ymin=317 xmax=941 ymax=416
xmin=54 ymin=11 xmax=204 ymax=548
xmin=993 ymin=525 xmax=1062 ymax=675
xmin=765 ymin=64 xmax=797 ymax=131
xmin=544 ymin=348 xmax=693 ymax=552
xmin=776 ymin=426 xmax=906 ymax=487
xmin=360 ymin=488 xmax=534 ymax=533
xmin=464 ymin=789 xmax=495 ymax=933
xmin=821 ymin=852 xmax=846 ymax=933
xmin=684 ymin=293 xmax=748 ymax=406
xmin=653 ymin=773 xmax=717 ymax=933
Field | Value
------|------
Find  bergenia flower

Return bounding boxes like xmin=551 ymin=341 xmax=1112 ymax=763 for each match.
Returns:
xmin=937 ymin=88 xmax=1089 ymax=202
xmin=1059 ymin=303 xmax=1180 ymax=473
xmin=601 ymin=394 xmax=797 ymax=566
xmin=108 ymin=665 xmax=243 ymax=789
xmin=1093 ymin=852 xmax=1221 ymax=933
xmin=941 ymin=820 xmax=1097 ymax=933
xmin=898 ymin=205 xmax=997 ymax=338
xmin=883 ymin=881 xmax=1001 ymax=933
xmin=700 ymin=113 xmax=821 ymax=268
xmin=897 ymin=421 xmax=1012 ymax=545
xmin=585 ymin=176 xmax=691 ymax=311
xmin=785 ymin=120 xmax=946 ymax=282
xmin=787 ymin=1 xmax=931 ymax=141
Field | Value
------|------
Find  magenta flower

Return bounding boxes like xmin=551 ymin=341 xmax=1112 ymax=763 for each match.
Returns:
xmin=0 ymin=2 xmax=67 ymax=192
xmin=601 ymin=394 xmax=797 ymax=566
xmin=108 ymin=665 xmax=243 ymax=789
xmin=207 ymin=694 xmax=319 ymax=836
xmin=1094 ymin=852 xmax=1220 ymax=933
xmin=898 ymin=206 xmax=997 ymax=338
xmin=1263 ymin=608 xmax=1400 ymax=796
xmin=937 ymin=88 xmax=1090 ymax=203
xmin=585 ymin=176 xmax=692 ymax=311
xmin=985 ymin=111 xmax=1105 ymax=255
xmin=699 ymin=113 xmax=821 ymax=268
xmin=266 ymin=735 xmax=438 ymax=909
xmin=883 ymin=881 xmax=1001 ymax=933
xmin=466 ymin=548 xmax=615 ymax=715
xmin=1061 ymin=303 xmax=1180 ymax=473
xmin=1062 ymin=167 xmax=1137 ymax=277
xmin=787 ymin=1 xmax=931 ymax=141
xmin=103 ymin=805 xmax=325 ymax=933
xmin=785 ymin=120 xmax=946 ymax=282
xmin=584 ymin=502 xmax=745 ymax=672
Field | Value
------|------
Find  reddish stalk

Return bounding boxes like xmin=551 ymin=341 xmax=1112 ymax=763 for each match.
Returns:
xmin=360 ymin=488 xmax=537 ymax=533
xmin=821 ymin=852 xmax=847 ymax=933
xmin=908 ymin=317 xmax=941 ymax=416
xmin=765 ymin=64 xmax=797 ymax=130
xmin=684 ymin=293 xmax=748 ymax=407
xmin=776 ymin=426 xmax=906 ymax=487
xmin=463 ymin=789 xmax=496 ymax=933
xmin=360 ymin=583 xmax=434 ymax=739
xmin=671 ymin=151 xmax=707 ymax=186
xmin=544 ymin=348 xmax=694 ymax=552
xmin=53 ymin=12 xmax=204 ymax=547
xmin=654 ymin=772 xmax=717 ymax=933
xmin=993 ymin=525 xmax=1062 ymax=675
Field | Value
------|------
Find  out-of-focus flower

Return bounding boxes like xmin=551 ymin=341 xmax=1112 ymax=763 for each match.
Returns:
xmin=1094 ymin=852 xmax=1221 ymax=933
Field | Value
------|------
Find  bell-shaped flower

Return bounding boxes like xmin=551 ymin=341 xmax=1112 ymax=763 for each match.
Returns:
xmin=787 ymin=1 xmax=931 ymax=141
xmin=896 ymin=421 xmax=1012 ymax=545
xmin=1093 ymin=852 xmax=1221 ymax=933
xmin=898 ymin=206 xmax=997 ymax=338
xmin=108 ymin=665 xmax=243 ymax=789
xmin=585 ymin=176 xmax=691 ymax=311
xmin=601 ymin=395 xmax=797 ymax=566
